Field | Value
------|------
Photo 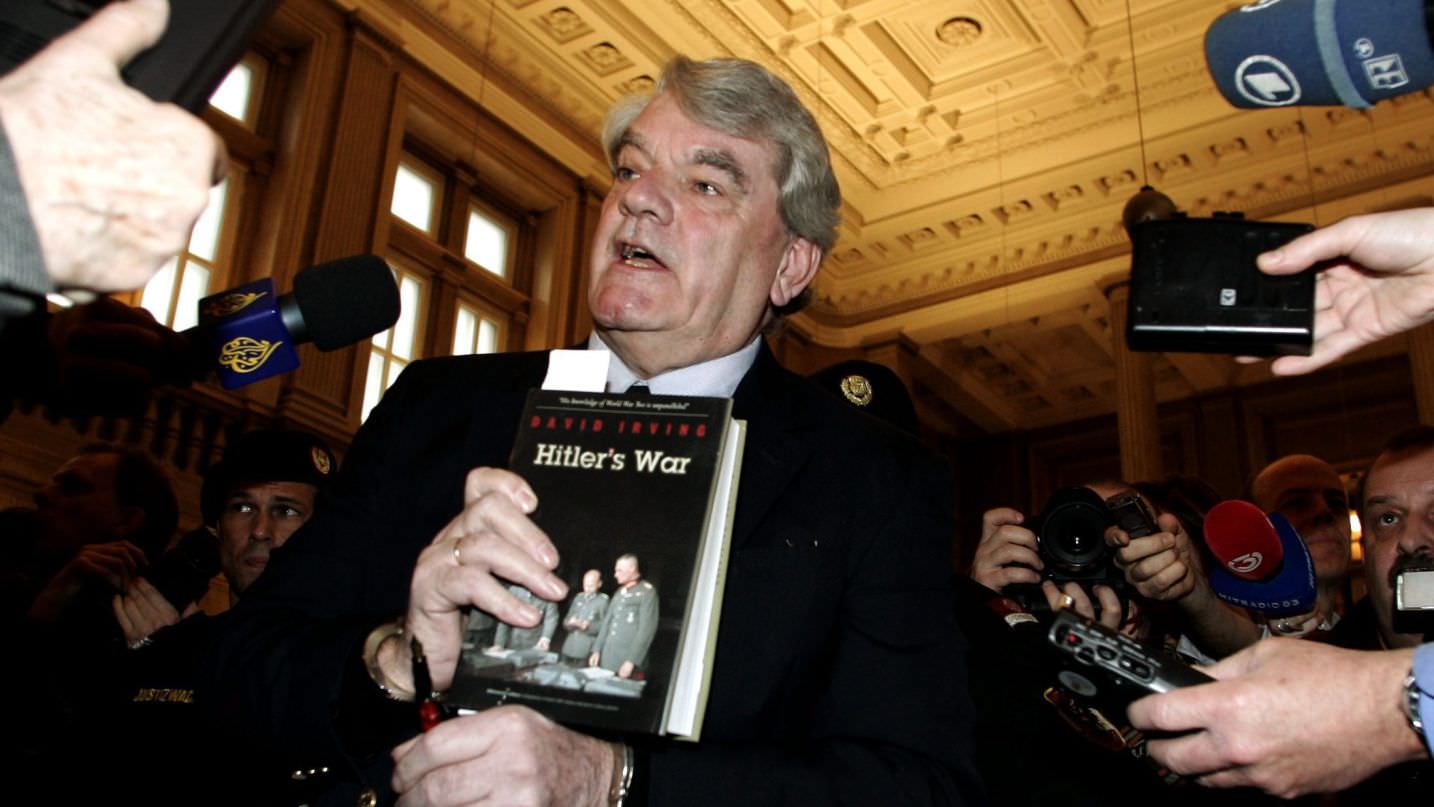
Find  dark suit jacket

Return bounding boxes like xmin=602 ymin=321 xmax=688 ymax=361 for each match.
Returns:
xmin=204 ymin=345 xmax=982 ymax=805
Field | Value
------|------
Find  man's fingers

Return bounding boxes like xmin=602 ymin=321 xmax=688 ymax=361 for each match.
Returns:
xmin=391 ymin=710 xmax=510 ymax=794
xmin=448 ymin=476 xmax=555 ymax=569
xmin=986 ymin=540 xmax=1041 ymax=571
xmin=112 ymin=594 xmax=137 ymax=636
xmin=980 ymin=507 xmax=1024 ymax=535
xmin=1128 ymin=690 xmax=1209 ymax=735
xmin=58 ymin=0 xmax=170 ymax=69
xmin=1257 ymin=218 xmax=1358 ymax=277
xmin=1116 ymin=533 xmax=1175 ymax=566
xmin=1091 ymin=585 xmax=1122 ymax=630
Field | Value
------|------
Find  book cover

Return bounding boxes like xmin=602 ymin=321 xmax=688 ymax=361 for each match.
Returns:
xmin=446 ymin=388 xmax=743 ymax=739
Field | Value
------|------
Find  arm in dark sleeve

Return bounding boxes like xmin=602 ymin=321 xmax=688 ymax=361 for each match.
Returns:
xmin=199 ymin=362 xmax=455 ymax=773
xmin=0 ymin=122 xmax=49 ymax=330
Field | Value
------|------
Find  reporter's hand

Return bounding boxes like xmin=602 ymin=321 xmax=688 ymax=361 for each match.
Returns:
xmin=1042 ymin=579 xmax=1122 ymax=631
xmin=28 ymin=540 xmax=146 ymax=623
xmin=391 ymin=705 xmax=613 ymax=807
xmin=1257 ymin=208 xmax=1434 ymax=375
xmin=1128 ymin=639 xmax=1425 ymax=798
xmin=0 ymin=0 xmax=225 ymax=293
xmin=382 ymin=468 xmax=567 ymax=693
xmin=971 ymin=507 xmax=1042 ymax=590
xmin=111 ymin=575 xmax=197 ymax=644
xmin=44 ymin=299 xmax=189 ymax=416
xmin=1108 ymin=513 xmax=1200 ymax=603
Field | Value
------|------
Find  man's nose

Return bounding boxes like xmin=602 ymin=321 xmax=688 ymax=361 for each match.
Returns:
xmin=617 ymin=172 xmax=672 ymax=222
xmin=1402 ymin=511 xmax=1434 ymax=554
xmin=251 ymin=510 xmax=273 ymax=542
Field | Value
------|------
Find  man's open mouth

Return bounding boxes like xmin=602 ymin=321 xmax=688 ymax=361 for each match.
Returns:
xmin=619 ymin=242 xmax=665 ymax=269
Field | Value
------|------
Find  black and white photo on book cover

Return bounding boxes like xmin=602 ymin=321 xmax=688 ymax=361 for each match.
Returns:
xmin=445 ymin=389 xmax=742 ymax=739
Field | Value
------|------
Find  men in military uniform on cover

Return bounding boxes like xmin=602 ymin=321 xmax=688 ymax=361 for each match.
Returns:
xmin=492 ymin=582 xmax=559 ymax=651
xmin=561 ymin=568 xmax=609 ymax=663
xmin=589 ymin=553 xmax=659 ymax=678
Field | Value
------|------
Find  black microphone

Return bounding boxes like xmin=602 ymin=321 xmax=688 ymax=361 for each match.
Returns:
xmin=1205 ymin=0 xmax=1434 ymax=109
xmin=179 ymin=255 xmax=400 ymax=388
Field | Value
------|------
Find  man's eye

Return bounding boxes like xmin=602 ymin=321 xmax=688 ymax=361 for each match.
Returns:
xmin=694 ymin=180 xmax=718 ymax=195
xmin=229 ymin=503 xmax=255 ymax=514
xmin=277 ymin=507 xmax=303 ymax=519
xmin=1378 ymin=511 xmax=1401 ymax=527
xmin=614 ymin=166 xmax=637 ymax=181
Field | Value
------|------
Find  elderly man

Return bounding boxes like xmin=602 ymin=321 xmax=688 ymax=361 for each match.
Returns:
xmin=209 ymin=56 xmax=978 ymax=806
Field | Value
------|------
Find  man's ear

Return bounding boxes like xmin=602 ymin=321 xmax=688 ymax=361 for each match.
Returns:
xmin=769 ymin=236 xmax=822 ymax=308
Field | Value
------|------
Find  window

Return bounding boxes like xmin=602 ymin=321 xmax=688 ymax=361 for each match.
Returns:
xmin=452 ymin=300 xmax=503 ymax=356
xmin=140 ymin=181 xmax=227 ymax=330
xmin=135 ymin=55 xmax=269 ymax=328
xmin=209 ymin=59 xmax=260 ymax=126
xmin=392 ymin=161 xmax=441 ymax=236
xmin=364 ymin=146 xmax=531 ymax=420
xmin=464 ymin=205 xmax=509 ymax=279
xmin=361 ymin=266 xmax=427 ymax=421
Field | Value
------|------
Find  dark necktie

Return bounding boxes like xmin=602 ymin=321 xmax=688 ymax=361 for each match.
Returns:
xmin=626 ymin=382 xmax=650 ymax=396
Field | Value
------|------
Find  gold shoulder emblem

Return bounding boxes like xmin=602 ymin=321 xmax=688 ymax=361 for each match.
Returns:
xmin=218 ymin=337 xmax=283 ymax=374
xmin=839 ymin=374 xmax=874 ymax=407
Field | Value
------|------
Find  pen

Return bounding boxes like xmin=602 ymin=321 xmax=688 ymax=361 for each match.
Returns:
xmin=410 ymin=635 xmax=446 ymax=731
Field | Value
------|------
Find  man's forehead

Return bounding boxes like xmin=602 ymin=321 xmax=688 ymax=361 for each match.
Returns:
xmin=622 ymin=96 xmax=777 ymax=179
xmin=1258 ymin=461 xmax=1342 ymax=499
xmin=1368 ymin=445 xmax=1434 ymax=492
xmin=227 ymin=480 xmax=318 ymax=501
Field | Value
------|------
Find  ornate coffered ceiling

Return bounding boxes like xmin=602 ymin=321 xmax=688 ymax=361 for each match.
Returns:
xmin=348 ymin=0 xmax=1434 ymax=434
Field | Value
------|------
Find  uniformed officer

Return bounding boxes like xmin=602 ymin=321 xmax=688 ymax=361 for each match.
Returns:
xmin=93 ymin=428 xmax=338 ymax=806
xmin=560 ymin=569 xmax=609 ymax=663
xmin=491 ymin=583 xmax=560 ymax=651
xmin=588 ymin=553 xmax=659 ymax=678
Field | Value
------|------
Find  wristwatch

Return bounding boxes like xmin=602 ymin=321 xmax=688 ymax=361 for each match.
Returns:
xmin=1405 ymin=643 xmax=1434 ymax=756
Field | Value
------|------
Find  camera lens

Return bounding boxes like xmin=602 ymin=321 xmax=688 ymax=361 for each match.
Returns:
xmin=1038 ymin=488 xmax=1113 ymax=574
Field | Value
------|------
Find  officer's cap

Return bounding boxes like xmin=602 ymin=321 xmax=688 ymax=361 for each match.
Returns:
xmin=200 ymin=429 xmax=336 ymax=526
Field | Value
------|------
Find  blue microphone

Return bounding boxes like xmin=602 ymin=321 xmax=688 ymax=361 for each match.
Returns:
xmin=186 ymin=255 xmax=399 ymax=389
xmin=198 ymin=277 xmax=299 ymax=388
xmin=1205 ymin=0 xmax=1434 ymax=108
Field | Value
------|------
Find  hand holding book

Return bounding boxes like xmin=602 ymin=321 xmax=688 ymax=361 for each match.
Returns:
xmin=385 ymin=467 xmax=567 ymax=693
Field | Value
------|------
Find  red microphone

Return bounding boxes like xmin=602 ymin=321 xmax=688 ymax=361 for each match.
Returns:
xmin=1204 ymin=500 xmax=1285 ymax=581
xmin=1204 ymin=500 xmax=1317 ymax=618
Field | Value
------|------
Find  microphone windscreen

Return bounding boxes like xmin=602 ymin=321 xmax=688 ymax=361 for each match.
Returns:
xmin=1208 ymin=511 xmax=1318 ymax=617
xmin=1205 ymin=499 xmax=1284 ymax=582
xmin=1204 ymin=0 xmax=1434 ymax=109
xmin=292 ymin=255 xmax=401 ymax=351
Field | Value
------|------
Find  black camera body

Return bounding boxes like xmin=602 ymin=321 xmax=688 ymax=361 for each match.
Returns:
xmin=1005 ymin=487 xmax=1126 ymax=615
xmin=1032 ymin=487 xmax=1122 ymax=588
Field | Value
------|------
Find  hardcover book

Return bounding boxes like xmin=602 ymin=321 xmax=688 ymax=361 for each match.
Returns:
xmin=446 ymin=388 xmax=745 ymax=740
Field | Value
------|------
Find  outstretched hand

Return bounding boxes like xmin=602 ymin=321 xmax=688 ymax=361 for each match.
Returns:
xmin=1258 ymin=208 xmax=1434 ymax=375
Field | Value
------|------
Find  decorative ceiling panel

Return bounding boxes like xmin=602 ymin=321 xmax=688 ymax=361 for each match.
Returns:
xmin=381 ymin=0 xmax=1434 ymax=433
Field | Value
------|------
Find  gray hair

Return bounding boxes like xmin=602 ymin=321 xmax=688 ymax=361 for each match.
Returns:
xmin=601 ymin=56 xmax=842 ymax=258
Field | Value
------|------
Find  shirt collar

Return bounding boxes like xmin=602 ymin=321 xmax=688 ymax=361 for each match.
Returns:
xmin=587 ymin=332 xmax=760 ymax=398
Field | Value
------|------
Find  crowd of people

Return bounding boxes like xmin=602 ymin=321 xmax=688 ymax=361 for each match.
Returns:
xmin=2 ymin=1 xmax=1434 ymax=805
